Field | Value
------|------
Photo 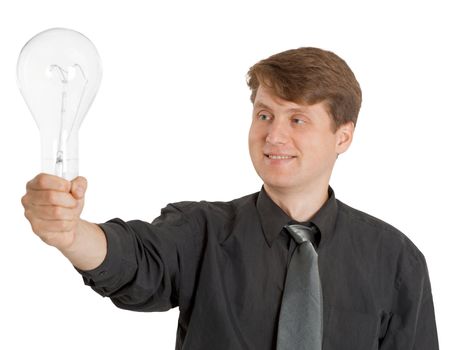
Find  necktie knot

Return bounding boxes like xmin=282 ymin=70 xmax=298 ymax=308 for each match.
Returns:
xmin=284 ymin=224 xmax=318 ymax=246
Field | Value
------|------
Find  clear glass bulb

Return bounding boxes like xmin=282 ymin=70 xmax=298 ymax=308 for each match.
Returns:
xmin=17 ymin=28 xmax=102 ymax=180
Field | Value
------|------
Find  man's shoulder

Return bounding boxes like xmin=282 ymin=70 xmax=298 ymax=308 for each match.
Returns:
xmin=336 ymin=199 xmax=426 ymax=267
xmin=337 ymin=200 xmax=402 ymax=235
xmin=163 ymin=191 xmax=259 ymax=219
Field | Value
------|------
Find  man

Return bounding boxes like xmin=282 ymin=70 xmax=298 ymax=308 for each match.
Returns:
xmin=22 ymin=47 xmax=438 ymax=349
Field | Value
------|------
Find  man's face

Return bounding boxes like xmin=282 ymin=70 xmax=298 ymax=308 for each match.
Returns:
xmin=248 ymin=85 xmax=353 ymax=194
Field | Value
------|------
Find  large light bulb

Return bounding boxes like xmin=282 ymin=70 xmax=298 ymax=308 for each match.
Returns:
xmin=17 ymin=28 xmax=102 ymax=180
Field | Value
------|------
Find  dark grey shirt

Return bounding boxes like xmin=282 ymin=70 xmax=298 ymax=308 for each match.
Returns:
xmin=79 ymin=187 xmax=438 ymax=349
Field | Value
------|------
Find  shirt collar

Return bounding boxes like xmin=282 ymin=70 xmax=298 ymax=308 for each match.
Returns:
xmin=256 ymin=186 xmax=338 ymax=247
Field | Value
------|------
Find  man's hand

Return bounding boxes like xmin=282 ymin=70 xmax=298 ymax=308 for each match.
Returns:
xmin=21 ymin=173 xmax=106 ymax=271
xmin=21 ymin=173 xmax=87 ymax=251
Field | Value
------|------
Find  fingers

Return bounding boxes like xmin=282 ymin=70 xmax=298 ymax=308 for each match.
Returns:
xmin=25 ymin=205 xmax=76 ymax=221
xmin=22 ymin=189 xmax=78 ymax=208
xmin=70 ymin=176 xmax=87 ymax=200
xmin=22 ymin=173 xmax=88 ymax=250
xmin=29 ymin=217 xmax=77 ymax=234
xmin=26 ymin=173 xmax=71 ymax=192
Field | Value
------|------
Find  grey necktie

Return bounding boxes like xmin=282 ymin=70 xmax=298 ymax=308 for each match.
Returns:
xmin=277 ymin=224 xmax=323 ymax=350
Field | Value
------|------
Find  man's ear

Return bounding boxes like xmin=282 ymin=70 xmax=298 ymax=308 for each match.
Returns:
xmin=335 ymin=121 xmax=355 ymax=155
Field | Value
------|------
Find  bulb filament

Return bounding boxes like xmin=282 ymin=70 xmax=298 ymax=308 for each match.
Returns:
xmin=48 ymin=64 xmax=88 ymax=177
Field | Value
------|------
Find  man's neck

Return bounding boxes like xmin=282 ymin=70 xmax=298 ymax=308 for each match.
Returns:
xmin=263 ymin=183 xmax=329 ymax=222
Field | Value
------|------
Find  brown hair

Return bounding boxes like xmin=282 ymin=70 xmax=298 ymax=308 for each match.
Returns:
xmin=246 ymin=47 xmax=362 ymax=131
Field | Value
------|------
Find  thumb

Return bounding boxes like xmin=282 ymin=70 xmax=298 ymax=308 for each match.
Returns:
xmin=70 ymin=176 xmax=88 ymax=200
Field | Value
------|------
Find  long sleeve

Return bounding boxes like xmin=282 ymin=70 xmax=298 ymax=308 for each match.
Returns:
xmin=379 ymin=248 xmax=439 ymax=349
xmin=78 ymin=202 xmax=206 ymax=312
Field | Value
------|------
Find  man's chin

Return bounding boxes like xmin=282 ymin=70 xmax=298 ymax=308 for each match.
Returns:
xmin=262 ymin=180 xmax=299 ymax=193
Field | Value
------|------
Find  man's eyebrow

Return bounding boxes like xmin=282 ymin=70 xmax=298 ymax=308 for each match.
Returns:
xmin=253 ymin=101 xmax=310 ymax=114
xmin=253 ymin=101 xmax=272 ymax=110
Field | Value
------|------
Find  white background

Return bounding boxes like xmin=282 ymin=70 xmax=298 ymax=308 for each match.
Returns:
xmin=1 ymin=0 xmax=452 ymax=349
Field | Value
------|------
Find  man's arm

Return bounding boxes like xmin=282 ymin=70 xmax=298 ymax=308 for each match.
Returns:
xmin=22 ymin=173 xmax=204 ymax=313
xmin=379 ymin=251 xmax=439 ymax=349
xmin=21 ymin=173 xmax=106 ymax=271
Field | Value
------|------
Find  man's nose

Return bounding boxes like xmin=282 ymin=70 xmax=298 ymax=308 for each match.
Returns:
xmin=266 ymin=119 xmax=289 ymax=145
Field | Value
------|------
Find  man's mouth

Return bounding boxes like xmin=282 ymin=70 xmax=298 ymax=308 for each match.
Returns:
xmin=265 ymin=154 xmax=295 ymax=160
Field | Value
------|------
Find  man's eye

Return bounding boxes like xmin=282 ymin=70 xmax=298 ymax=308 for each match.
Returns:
xmin=258 ymin=114 xmax=271 ymax=121
xmin=292 ymin=118 xmax=305 ymax=125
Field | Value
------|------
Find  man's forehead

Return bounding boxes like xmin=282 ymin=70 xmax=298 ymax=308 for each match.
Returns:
xmin=254 ymin=85 xmax=311 ymax=109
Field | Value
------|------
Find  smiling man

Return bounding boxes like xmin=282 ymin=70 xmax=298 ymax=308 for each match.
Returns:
xmin=22 ymin=47 xmax=438 ymax=349
xmin=249 ymin=85 xmax=354 ymax=222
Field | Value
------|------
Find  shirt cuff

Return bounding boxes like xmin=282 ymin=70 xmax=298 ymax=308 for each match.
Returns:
xmin=75 ymin=220 xmax=133 ymax=291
